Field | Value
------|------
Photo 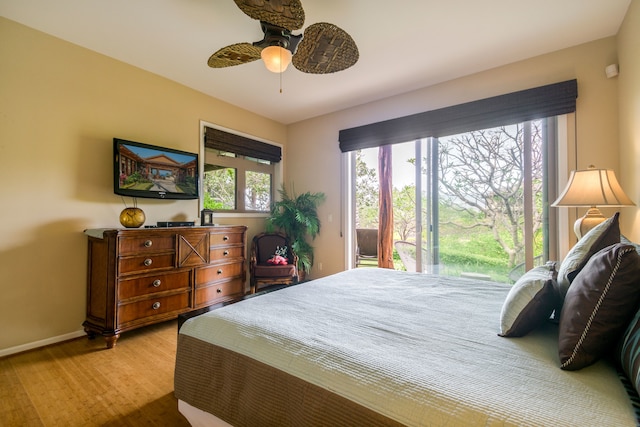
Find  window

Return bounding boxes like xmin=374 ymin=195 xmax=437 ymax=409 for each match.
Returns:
xmin=353 ymin=119 xmax=558 ymax=282
xmin=201 ymin=124 xmax=282 ymax=214
xmin=203 ymin=165 xmax=236 ymax=210
xmin=245 ymin=170 xmax=271 ymax=211
xmin=342 ymin=80 xmax=577 ymax=279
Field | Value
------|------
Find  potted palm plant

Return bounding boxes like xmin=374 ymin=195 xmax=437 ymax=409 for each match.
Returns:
xmin=266 ymin=185 xmax=325 ymax=280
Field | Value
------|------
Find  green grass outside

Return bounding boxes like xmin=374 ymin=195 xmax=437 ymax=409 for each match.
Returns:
xmin=387 ymin=233 xmax=515 ymax=283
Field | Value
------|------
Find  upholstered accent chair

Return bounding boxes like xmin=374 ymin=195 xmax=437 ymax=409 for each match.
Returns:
xmin=250 ymin=232 xmax=298 ymax=294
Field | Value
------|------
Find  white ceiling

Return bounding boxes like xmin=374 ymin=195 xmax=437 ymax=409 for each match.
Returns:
xmin=0 ymin=0 xmax=632 ymax=124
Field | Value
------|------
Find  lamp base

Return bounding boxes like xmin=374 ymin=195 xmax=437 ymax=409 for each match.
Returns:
xmin=573 ymin=207 xmax=606 ymax=239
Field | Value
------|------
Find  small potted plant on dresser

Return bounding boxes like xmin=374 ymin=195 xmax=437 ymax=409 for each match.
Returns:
xmin=266 ymin=185 xmax=325 ymax=281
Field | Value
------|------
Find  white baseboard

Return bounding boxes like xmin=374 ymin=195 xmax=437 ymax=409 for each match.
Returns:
xmin=0 ymin=330 xmax=87 ymax=358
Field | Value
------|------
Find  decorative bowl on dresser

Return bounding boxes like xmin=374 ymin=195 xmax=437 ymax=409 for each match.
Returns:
xmin=83 ymin=225 xmax=247 ymax=348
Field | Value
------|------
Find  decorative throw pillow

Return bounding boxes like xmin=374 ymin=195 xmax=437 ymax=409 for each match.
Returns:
xmin=618 ymin=307 xmax=640 ymax=395
xmin=267 ymin=255 xmax=288 ymax=265
xmin=621 ymin=234 xmax=640 ymax=255
xmin=618 ymin=236 xmax=640 ymax=395
xmin=558 ymin=243 xmax=640 ymax=371
xmin=556 ymin=213 xmax=620 ymax=300
xmin=499 ymin=263 xmax=558 ymax=337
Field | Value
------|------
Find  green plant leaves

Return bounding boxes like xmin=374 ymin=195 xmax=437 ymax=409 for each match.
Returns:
xmin=266 ymin=184 xmax=325 ymax=273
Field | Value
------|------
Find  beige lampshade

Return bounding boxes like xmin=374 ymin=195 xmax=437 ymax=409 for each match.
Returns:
xmin=552 ymin=166 xmax=635 ymax=238
xmin=552 ymin=166 xmax=634 ymax=207
xmin=261 ymin=46 xmax=292 ymax=73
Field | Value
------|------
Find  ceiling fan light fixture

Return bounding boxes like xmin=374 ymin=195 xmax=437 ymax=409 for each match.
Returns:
xmin=261 ymin=45 xmax=292 ymax=73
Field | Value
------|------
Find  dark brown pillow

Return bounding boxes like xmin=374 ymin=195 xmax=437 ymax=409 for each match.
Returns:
xmin=558 ymin=243 xmax=640 ymax=370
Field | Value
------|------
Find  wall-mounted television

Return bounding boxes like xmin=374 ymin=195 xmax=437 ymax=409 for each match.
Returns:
xmin=114 ymin=138 xmax=199 ymax=200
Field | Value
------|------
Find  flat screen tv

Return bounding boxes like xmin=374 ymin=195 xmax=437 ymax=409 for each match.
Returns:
xmin=114 ymin=138 xmax=199 ymax=200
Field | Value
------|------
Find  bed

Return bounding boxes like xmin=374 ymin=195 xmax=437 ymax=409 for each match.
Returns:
xmin=174 ymin=264 xmax=640 ymax=426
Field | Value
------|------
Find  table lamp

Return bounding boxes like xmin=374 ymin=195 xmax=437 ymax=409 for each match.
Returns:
xmin=552 ymin=165 xmax=635 ymax=238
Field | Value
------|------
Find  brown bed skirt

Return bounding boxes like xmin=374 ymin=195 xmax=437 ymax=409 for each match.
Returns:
xmin=174 ymin=334 xmax=405 ymax=427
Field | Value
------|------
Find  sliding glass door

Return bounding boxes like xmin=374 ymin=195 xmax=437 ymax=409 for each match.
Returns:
xmin=352 ymin=118 xmax=556 ymax=283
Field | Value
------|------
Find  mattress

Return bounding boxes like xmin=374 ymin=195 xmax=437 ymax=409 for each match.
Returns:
xmin=175 ymin=268 xmax=636 ymax=426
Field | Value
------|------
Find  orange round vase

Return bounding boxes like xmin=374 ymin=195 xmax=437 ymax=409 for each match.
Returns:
xmin=119 ymin=207 xmax=146 ymax=228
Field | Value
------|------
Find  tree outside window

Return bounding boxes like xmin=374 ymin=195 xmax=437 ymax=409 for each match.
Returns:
xmin=354 ymin=120 xmax=547 ymax=282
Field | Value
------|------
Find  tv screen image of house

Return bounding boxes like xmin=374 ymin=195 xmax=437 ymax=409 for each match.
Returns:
xmin=114 ymin=138 xmax=199 ymax=200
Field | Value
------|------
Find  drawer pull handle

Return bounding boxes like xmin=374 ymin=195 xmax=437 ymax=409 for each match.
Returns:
xmin=152 ymin=302 xmax=161 ymax=310
xmin=144 ymin=240 xmax=153 ymax=247
xmin=144 ymin=258 xmax=153 ymax=266
xmin=223 ymin=250 xmax=229 ymax=256
xmin=216 ymin=288 xmax=222 ymax=294
xmin=152 ymin=279 xmax=161 ymax=287
xmin=223 ymin=235 xmax=229 ymax=241
xmin=217 ymin=269 xmax=223 ymax=275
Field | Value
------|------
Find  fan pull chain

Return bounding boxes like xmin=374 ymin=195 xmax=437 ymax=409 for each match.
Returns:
xmin=279 ymin=48 xmax=284 ymax=93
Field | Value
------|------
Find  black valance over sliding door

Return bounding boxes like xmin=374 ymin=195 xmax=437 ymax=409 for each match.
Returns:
xmin=338 ymin=79 xmax=577 ymax=152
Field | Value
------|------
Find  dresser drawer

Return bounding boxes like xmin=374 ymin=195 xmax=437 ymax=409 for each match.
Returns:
xmin=210 ymin=231 xmax=244 ymax=246
xmin=196 ymin=261 xmax=244 ymax=285
xmin=195 ymin=278 xmax=244 ymax=307
xmin=118 ymin=292 xmax=190 ymax=325
xmin=177 ymin=230 xmax=209 ymax=267
xmin=118 ymin=234 xmax=175 ymax=255
xmin=210 ymin=246 xmax=244 ymax=261
xmin=117 ymin=270 xmax=191 ymax=300
xmin=118 ymin=253 xmax=175 ymax=275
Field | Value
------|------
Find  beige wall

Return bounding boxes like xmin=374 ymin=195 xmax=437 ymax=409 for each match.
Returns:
xmin=288 ymin=37 xmax=624 ymax=278
xmin=0 ymin=18 xmax=286 ymax=352
xmin=618 ymin=0 xmax=640 ymax=238
xmin=2 ymin=0 xmax=638 ymax=353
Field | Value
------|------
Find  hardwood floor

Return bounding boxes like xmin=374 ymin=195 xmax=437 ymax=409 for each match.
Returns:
xmin=0 ymin=320 xmax=190 ymax=426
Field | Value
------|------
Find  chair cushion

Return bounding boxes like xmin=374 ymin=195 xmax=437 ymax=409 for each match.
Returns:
xmin=256 ymin=235 xmax=289 ymax=264
xmin=254 ymin=264 xmax=297 ymax=278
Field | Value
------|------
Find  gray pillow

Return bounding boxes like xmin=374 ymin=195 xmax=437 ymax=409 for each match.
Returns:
xmin=499 ymin=263 xmax=558 ymax=337
xmin=556 ymin=213 xmax=620 ymax=300
xmin=621 ymin=234 xmax=640 ymax=255
xmin=618 ymin=305 xmax=640 ymax=397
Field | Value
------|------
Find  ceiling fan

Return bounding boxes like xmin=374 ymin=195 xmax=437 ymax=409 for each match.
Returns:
xmin=208 ymin=0 xmax=359 ymax=74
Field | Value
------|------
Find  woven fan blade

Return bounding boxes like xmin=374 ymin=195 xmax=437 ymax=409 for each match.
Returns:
xmin=234 ymin=0 xmax=305 ymax=31
xmin=293 ymin=23 xmax=359 ymax=74
xmin=207 ymin=43 xmax=262 ymax=68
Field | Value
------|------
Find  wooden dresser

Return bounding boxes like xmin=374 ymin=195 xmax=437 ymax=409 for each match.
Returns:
xmin=83 ymin=225 xmax=246 ymax=348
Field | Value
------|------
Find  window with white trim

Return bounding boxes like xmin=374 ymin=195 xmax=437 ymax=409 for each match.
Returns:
xmin=202 ymin=126 xmax=280 ymax=213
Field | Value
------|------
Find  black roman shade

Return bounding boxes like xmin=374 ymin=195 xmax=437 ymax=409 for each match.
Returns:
xmin=338 ymin=79 xmax=578 ymax=152
xmin=204 ymin=126 xmax=281 ymax=163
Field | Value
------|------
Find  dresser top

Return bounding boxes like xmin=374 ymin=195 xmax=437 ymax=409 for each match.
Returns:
xmin=84 ymin=225 xmax=246 ymax=239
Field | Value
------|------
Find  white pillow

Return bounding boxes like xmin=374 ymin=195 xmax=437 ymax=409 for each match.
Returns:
xmin=499 ymin=263 xmax=558 ymax=337
xmin=556 ymin=213 xmax=620 ymax=299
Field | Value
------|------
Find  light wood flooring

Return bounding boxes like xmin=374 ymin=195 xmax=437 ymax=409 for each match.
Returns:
xmin=0 ymin=320 xmax=190 ymax=426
